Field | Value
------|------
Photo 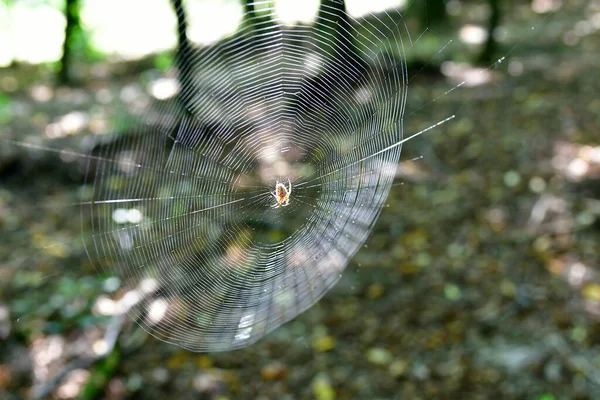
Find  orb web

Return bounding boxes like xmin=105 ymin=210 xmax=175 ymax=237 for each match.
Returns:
xmin=84 ymin=2 xmax=408 ymax=352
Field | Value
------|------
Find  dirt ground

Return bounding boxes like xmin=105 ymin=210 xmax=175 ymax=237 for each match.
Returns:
xmin=1 ymin=1 xmax=600 ymax=399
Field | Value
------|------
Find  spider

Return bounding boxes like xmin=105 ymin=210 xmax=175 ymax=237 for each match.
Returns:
xmin=271 ymin=179 xmax=292 ymax=208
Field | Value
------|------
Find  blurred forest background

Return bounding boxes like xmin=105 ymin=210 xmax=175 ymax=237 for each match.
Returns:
xmin=1 ymin=0 xmax=600 ymax=399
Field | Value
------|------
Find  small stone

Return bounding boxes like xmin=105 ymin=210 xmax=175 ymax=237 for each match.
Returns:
xmin=196 ymin=355 xmax=214 ymax=369
xmin=166 ymin=351 xmax=189 ymax=369
xmin=367 ymin=283 xmax=384 ymax=299
xmin=0 ymin=304 xmax=10 ymax=339
xmin=193 ymin=372 xmax=217 ymax=392
xmin=313 ymin=335 xmax=336 ymax=352
xmin=570 ymin=326 xmax=587 ymax=342
xmin=312 ymin=374 xmax=335 ymax=400
xmin=576 ymin=211 xmax=596 ymax=226
xmin=503 ymin=170 xmax=521 ymax=187
xmin=152 ymin=367 xmax=169 ymax=384
xmin=544 ymin=359 xmax=563 ymax=383
xmin=444 ymin=284 xmax=462 ymax=301
xmin=367 ymin=347 xmax=393 ymax=366
xmin=389 ymin=360 xmax=409 ymax=378
xmin=582 ymin=283 xmax=600 ymax=301
xmin=415 ymin=252 xmax=432 ymax=267
xmin=399 ymin=263 xmax=420 ymax=274
xmin=411 ymin=362 xmax=430 ymax=380
xmin=500 ymin=280 xmax=516 ymax=298
xmin=261 ymin=361 xmax=288 ymax=380
xmin=126 ymin=374 xmax=143 ymax=391
xmin=528 ymin=176 xmax=546 ymax=193
xmin=0 ymin=365 xmax=12 ymax=388
xmin=481 ymin=345 xmax=544 ymax=372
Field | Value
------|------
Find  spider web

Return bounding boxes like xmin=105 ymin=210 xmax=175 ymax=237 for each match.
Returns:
xmin=83 ymin=1 xmax=417 ymax=352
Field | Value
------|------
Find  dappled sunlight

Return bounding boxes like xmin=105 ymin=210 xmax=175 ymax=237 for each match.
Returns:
xmin=1 ymin=0 xmax=600 ymax=398
xmin=93 ymin=296 xmax=120 ymax=316
xmin=147 ymin=299 xmax=169 ymax=324
xmin=147 ymin=77 xmax=179 ymax=100
xmin=234 ymin=313 xmax=255 ymax=342
xmin=0 ymin=0 xmax=241 ymax=65
xmin=55 ymin=369 xmax=89 ymax=399
xmin=532 ymin=0 xmax=563 ymax=14
xmin=112 ymin=208 xmax=143 ymax=224
xmin=45 ymin=111 xmax=89 ymax=139
xmin=276 ymin=0 xmax=319 ymax=24
xmin=29 ymin=85 xmax=54 ymax=103
xmin=30 ymin=335 xmax=66 ymax=382
xmin=395 ymin=159 xmax=430 ymax=183
xmin=346 ymin=0 xmax=407 ymax=17
xmin=0 ymin=3 xmax=10 ymax=66
xmin=82 ymin=0 xmax=177 ymax=59
xmin=553 ymin=142 xmax=600 ymax=182
xmin=187 ymin=0 xmax=242 ymax=44
xmin=441 ymin=61 xmax=495 ymax=86
xmin=459 ymin=24 xmax=487 ymax=45
xmin=0 ymin=0 xmax=420 ymax=66
xmin=5 ymin=3 xmax=65 ymax=65
xmin=0 ymin=304 xmax=9 ymax=340
xmin=303 ymin=51 xmax=325 ymax=77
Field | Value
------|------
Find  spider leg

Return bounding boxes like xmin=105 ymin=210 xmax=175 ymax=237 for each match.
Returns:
xmin=287 ymin=178 xmax=291 ymax=195
xmin=270 ymin=190 xmax=278 ymax=200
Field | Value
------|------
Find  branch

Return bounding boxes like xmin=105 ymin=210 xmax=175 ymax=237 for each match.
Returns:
xmin=31 ymin=288 xmax=146 ymax=399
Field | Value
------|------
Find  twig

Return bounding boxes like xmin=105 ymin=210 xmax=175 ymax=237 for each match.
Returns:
xmin=548 ymin=334 xmax=600 ymax=387
xmin=31 ymin=288 xmax=145 ymax=399
xmin=527 ymin=194 xmax=567 ymax=232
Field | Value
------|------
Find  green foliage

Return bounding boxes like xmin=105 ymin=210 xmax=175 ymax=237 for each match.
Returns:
xmin=418 ymin=0 xmax=448 ymax=28
xmin=0 ymin=93 xmax=12 ymax=123
xmin=81 ymin=346 xmax=121 ymax=400
xmin=154 ymin=52 xmax=174 ymax=72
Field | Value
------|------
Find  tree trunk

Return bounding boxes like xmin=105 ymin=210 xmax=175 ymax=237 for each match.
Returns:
xmin=169 ymin=0 xmax=194 ymax=111
xmin=315 ymin=0 xmax=352 ymax=54
xmin=59 ymin=0 xmax=81 ymax=84
xmin=478 ymin=0 xmax=501 ymax=65
xmin=315 ymin=0 xmax=366 ymax=73
xmin=240 ymin=0 xmax=276 ymax=32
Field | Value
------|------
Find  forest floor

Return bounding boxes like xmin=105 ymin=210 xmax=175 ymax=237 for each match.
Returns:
xmin=1 ymin=2 xmax=600 ymax=400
